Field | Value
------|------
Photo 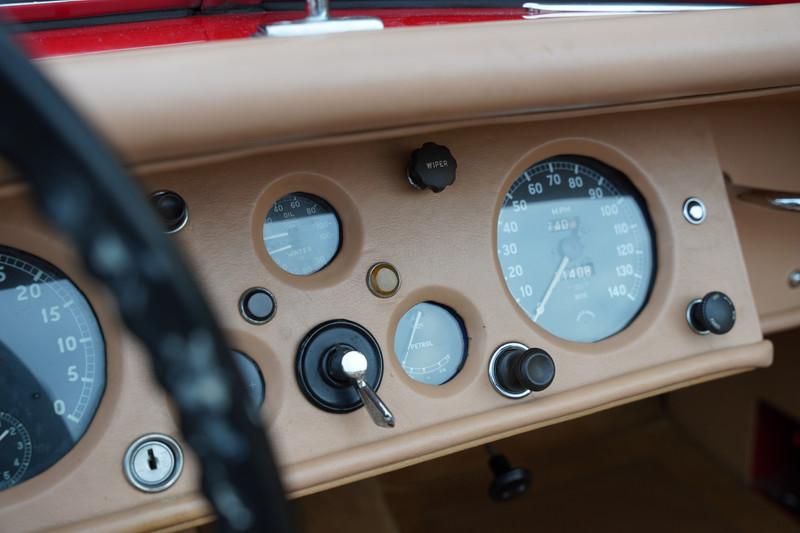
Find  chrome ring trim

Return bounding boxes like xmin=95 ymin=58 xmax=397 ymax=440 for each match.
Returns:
xmin=685 ymin=298 xmax=709 ymax=335
xmin=238 ymin=287 xmax=277 ymax=325
xmin=682 ymin=197 xmax=706 ymax=225
xmin=523 ymin=2 xmax=745 ymax=19
xmin=488 ymin=342 xmax=532 ymax=399
xmin=149 ymin=190 xmax=189 ymax=235
xmin=123 ymin=433 xmax=184 ymax=493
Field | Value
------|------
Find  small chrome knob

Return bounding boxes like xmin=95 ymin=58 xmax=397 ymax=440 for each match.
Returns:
xmin=329 ymin=346 xmax=395 ymax=428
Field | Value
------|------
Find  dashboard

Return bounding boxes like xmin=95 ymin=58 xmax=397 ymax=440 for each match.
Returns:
xmin=1 ymin=5 xmax=800 ymax=531
xmin=1 ymin=100 xmax=790 ymax=530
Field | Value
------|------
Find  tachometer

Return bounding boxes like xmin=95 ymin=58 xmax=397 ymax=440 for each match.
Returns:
xmin=0 ymin=246 xmax=106 ymax=490
xmin=496 ymin=156 xmax=656 ymax=343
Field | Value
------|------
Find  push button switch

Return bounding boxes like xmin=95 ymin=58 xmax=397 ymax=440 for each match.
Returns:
xmin=149 ymin=190 xmax=188 ymax=233
xmin=239 ymin=287 xmax=276 ymax=324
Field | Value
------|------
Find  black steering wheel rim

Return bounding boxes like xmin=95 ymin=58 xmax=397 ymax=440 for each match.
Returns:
xmin=0 ymin=31 xmax=292 ymax=533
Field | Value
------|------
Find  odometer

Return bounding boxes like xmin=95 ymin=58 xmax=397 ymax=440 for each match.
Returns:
xmin=0 ymin=246 xmax=106 ymax=490
xmin=497 ymin=156 xmax=655 ymax=343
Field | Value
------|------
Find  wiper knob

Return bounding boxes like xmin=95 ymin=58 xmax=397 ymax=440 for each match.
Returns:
xmin=407 ymin=142 xmax=458 ymax=193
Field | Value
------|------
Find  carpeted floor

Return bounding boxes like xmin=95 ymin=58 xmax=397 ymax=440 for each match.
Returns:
xmin=293 ymin=399 xmax=799 ymax=533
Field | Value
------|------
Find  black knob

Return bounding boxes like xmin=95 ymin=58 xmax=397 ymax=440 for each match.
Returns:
xmin=688 ymin=291 xmax=736 ymax=335
xmin=487 ymin=450 xmax=532 ymax=502
xmin=514 ymin=349 xmax=556 ymax=392
xmin=150 ymin=190 xmax=188 ymax=233
xmin=407 ymin=142 xmax=457 ymax=193
xmin=325 ymin=344 xmax=356 ymax=385
xmin=493 ymin=346 xmax=555 ymax=396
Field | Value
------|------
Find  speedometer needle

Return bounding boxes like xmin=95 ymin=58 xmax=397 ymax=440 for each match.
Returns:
xmin=0 ymin=429 xmax=9 ymax=442
xmin=532 ymin=255 xmax=569 ymax=323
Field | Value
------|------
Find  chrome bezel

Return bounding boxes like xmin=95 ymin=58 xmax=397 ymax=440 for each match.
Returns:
xmin=685 ymin=298 xmax=710 ymax=335
xmin=488 ymin=342 xmax=532 ymax=399
xmin=149 ymin=190 xmax=189 ymax=235
xmin=682 ymin=197 xmax=706 ymax=225
xmin=239 ymin=287 xmax=277 ymax=325
xmin=123 ymin=433 xmax=183 ymax=493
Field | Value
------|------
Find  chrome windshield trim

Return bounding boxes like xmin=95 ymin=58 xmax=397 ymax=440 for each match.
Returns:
xmin=523 ymin=2 xmax=746 ymax=18
xmin=0 ymin=0 xmax=85 ymax=7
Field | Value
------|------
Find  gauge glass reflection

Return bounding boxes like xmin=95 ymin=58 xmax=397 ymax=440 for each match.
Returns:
xmin=394 ymin=302 xmax=467 ymax=386
xmin=263 ymin=193 xmax=341 ymax=276
xmin=0 ymin=246 xmax=106 ymax=490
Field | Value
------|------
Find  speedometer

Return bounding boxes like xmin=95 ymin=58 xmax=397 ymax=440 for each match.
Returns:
xmin=0 ymin=246 xmax=106 ymax=490
xmin=497 ymin=155 xmax=656 ymax=343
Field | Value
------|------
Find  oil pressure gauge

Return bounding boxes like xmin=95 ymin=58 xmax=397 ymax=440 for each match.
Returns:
xmin=394 ymin=302 xmax=467 ymax=385
xmin=263 ymin=192 xmax=341 ymax=276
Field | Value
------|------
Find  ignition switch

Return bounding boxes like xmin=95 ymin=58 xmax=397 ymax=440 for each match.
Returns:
xmin=123 ymin=433 xmax=184 ymax=493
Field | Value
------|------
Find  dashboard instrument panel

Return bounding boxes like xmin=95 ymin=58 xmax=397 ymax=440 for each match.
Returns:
xmin=0 ymin=90 xmax=781 ymax=532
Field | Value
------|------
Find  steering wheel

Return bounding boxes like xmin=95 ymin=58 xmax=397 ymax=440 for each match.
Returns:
xmin=0 ymin=31 xmax=293 ymax=533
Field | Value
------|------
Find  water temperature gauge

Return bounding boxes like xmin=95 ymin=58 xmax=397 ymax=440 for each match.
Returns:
xmin=394 ymin=302 xmax=468 ymax=386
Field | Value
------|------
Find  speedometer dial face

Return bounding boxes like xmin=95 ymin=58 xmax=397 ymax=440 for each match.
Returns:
xmin=0 ymin=246 xmax=106 ymax=490
xmin=497 ymin=156 xmax=656 ymax=343
xmin=263 ymin=193 xmax=341 ymax=276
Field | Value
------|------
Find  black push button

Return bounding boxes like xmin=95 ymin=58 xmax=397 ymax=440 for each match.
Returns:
xmin=150 ymin=190 xmax=188 ymax=233
xmin=239 ymin=287 xmax=276 ymax=324
xmin=513 ymin=349 xmax=556 ymax=392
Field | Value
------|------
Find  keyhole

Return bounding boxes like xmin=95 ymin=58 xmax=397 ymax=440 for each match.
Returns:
xmin=147 ymin=447 xmax=158 ymax=471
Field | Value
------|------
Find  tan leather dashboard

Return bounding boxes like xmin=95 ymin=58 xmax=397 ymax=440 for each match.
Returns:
xmin=36 ymin=4 xmax=800 ymax=166
xmin=1 ymin=4 xmax=799 ymax=531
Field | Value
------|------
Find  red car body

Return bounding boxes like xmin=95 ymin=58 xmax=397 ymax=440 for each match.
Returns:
xmin=3 ymin=0 xmax=788 ymax=59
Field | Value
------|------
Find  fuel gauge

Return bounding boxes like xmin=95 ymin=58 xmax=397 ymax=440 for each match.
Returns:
xmin=394 ymin=302 xmax=468 ymax=386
